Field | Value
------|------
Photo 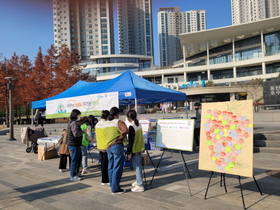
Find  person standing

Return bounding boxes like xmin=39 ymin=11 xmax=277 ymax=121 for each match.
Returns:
xmin=95 ymin=110 xmax=110 ymax=186
xmin=35 ymin=110 xmax=44 ymax=127
xmin=66 ymin=109 xmax=84 ymax=181
xmin=104 ymin=107 xmax=128 ymax=194
xmin=126 ymin=110 xmax=145 ymax=192
xmin=79 ymin=116 xmax=94 ymax=175
xmin=58 ymin=129 xmax=71 ymax=172
xmin=193 ymin=102 xmax=202 ymax=151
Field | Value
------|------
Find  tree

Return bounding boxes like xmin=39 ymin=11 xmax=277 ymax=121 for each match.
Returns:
xmin=44 ymin=44 xmax=89 ymax=97
xmin=238 ymin=78 xmax=263 ymax=112
xmin=0 ymin=58 xmax=9 ymax=123
xmin=206 ymin=80 xmax=215 ymax=87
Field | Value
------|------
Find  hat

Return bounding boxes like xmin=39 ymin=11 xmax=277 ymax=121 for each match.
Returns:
xmin=194 ymin=102 xmax=201 ymax=106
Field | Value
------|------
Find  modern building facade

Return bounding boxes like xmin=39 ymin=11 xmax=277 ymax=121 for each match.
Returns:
xmin=231 ymin=0 xmax=280 ymax=25
xmin=117 ymin=0 xmax=154 ymax=58
xmin=97 ymin=16 xmax=280 ymax=105
xmin=83 ymin=54 xmax=153 ymax=78
xmin=52 ymin=0 xmax=114 ymax=60
xmin=158 ymin=8 xmax=206 ymax=67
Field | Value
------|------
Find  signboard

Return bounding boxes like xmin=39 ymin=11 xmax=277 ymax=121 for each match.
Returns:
xmin=46 ymin=92 xmax=119 ymax=119
xmin=155 ymin=119 xmax=194 ymax=151
xmin=139 ymin=117 xmax=150 ymax=143
xmin=199 ymin=100 xmax=253 ymax=177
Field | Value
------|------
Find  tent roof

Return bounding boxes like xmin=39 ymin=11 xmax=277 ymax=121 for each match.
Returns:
xmin=32 ymin=70 xmax=186 ymax=109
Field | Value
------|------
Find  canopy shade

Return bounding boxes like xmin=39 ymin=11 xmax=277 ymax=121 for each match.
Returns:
xmin=32 ymin=70 xmax=186 ymax=109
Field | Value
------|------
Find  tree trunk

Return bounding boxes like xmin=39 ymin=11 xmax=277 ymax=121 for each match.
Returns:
xmin=19 ymin=107 xmax=21 ymax=120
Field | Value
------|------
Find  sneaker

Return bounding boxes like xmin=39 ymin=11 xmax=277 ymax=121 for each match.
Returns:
xmin=131 ymin=181 xmax=138 ymax=187
xmin=81 ymin=170 xmax=89 ymax=174
xmin=70 ymin=176 xmax=81 ymax=182
xmin=101 ymin=183 xmax=110 ymax=186
xmin=131 ymin=186 xmax=144 ymax=192
xmin=195 ymin=146 xmax=199 ymax=151
xmin=59 ymin=169 xmax=65 ymax=172
xmin=111 ymin=189 xmax=126 ymax=194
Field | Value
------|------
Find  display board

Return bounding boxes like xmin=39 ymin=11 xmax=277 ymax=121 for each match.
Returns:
xmin=46 ymin=92 xmax=118 ymax=119
xmin=199 ymin=100 xmax=253 ymax=177
xmin=139 ymin=117 xmax=150 ymax=143
xmin=155 ymin=119 xmax=194 ymax=151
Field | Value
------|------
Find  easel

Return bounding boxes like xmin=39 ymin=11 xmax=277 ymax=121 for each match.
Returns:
xmin=142 ymin=149 xmax=155 ymax=186
xmin=204 ymin=172 xmax=263 ymax=209
xmin=148 ymin=148 xmax=192 ymax=196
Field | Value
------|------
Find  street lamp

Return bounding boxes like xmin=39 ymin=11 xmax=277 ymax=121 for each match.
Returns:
xmin=5 ymin=77 xmax=16 ymax=141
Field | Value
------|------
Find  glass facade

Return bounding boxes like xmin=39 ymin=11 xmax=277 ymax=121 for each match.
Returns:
xmin=211 ymin=69 xmax=234 ymax=80
xmin=188 ymin=59 xmax=206 ymax=67
xmin=209 ymin=44 xmax=233 ymax=64
xmin=266 ymin=62 xmax=280 ymax=74
xmin=209 ymin=53 xmax=232 ymax=64
xmin=235 ymin=47 xmax=262 ymax=61
xmin=236 ymin=65 xmax=262 ymax=77
xmin=97 ymin=57 xmax=139 ymax=64
xmin=264 ymin=31 xmax=280 ymax=56
xmin=187 ymin=72 xmax=207 ymax=81
xmin=93 ymin=57 xmax=152 ymax=76
xmin=146 ymin=77 xmax=162 ymax=84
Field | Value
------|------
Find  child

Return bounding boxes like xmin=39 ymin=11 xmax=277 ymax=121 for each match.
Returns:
xmin=58 ymin=129 xmax=71 ymax=172
xmin=126 ymin=110 xmax=145 ymax=192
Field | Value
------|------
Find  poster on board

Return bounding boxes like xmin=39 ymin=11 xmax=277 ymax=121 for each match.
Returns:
xmin=156 ymin=119 xmax=194 ymax=151
xmin=198 ymin=100 xmax=253 ymax=177
xmin=46 ymin=92 xmax=119 ymax=119
xmin=139 ymin=117 xmax=150 ymax=143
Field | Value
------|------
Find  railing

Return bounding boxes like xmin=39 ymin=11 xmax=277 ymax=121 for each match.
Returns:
xmin=253 ymin=104 xmax=280 ymax=112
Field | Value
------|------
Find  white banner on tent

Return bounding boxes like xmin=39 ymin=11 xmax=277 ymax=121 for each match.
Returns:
xmin=46 ymin=92 xmax=119 ymax=119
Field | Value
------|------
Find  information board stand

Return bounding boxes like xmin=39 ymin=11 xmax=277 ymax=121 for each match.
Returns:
xmin=204 ymin=172 xmax=263 ymax=209
xmin=149 ymin=148 xmax=192 ymax=196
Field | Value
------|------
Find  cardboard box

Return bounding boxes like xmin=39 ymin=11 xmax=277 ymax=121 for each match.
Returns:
xmin=38 ymin=145 xmax=58 ymax=161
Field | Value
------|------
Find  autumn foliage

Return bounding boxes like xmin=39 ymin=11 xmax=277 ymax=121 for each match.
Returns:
xmin=0 ymin=44 xmax=89 ymax=119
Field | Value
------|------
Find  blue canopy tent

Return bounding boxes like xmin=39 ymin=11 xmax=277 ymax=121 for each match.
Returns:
xmin=32 ymin=70 xmax=186 ymax=110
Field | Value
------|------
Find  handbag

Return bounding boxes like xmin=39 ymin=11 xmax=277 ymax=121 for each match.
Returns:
xmin=58 ymin=130 xmax=70 ymax=155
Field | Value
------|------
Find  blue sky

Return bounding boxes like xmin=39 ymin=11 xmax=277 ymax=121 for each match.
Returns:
xmin=0 ymin=0 xmax=231 ymax=65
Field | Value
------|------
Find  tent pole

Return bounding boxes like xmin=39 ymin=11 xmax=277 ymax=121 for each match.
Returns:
xmin=135 ymin=98 xmax=138 ymax=113
xmin=31 ymin=108 xmax=34 ymax=126
xmin=185 ymin=101 xmax=189 ymax=119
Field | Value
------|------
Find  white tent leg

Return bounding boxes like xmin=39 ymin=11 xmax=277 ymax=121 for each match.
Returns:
xmin=135 ymin=98 xmax=138 ymax=113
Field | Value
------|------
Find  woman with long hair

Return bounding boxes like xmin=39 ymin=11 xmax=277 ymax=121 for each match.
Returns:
xmin=95 ymin=110 xmax=110 ymax=185
xmin=104 ymin=107 xmax=128 ymax=194
xmin=66 ymin=109 xmax=85 ymax=181
xmin=126 ymin=110 xmax=145 ymax=192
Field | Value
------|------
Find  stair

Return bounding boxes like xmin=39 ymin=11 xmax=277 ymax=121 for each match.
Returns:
xmin=254 ymin=133 xmax=280 ymax=154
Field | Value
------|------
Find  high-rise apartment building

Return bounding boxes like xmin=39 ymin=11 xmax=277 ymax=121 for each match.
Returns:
xmin=53 ymin=0 xmax=114 ymax=60
xmin=158 ymin=8 xmax=206 ymax=67
xmin=117 ymin=0 xmax=154 ymax=57
xmin=231 ymin=0 xmax=280 ymax=25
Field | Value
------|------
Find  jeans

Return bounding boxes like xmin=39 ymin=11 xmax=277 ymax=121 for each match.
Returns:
xmin=107 ymin=144 xmax=124 ymax=193
xmin=130 ymin=154 xmax=143 ymax=187
xmin=68 ymin=145 xmax=82 ymax=177
xmin=80 ymin=145 xmax=88 ymax=170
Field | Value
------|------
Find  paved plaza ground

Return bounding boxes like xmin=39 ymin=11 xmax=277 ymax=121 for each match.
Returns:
xmin=0 ymin=122 xmax=279 ymax=210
